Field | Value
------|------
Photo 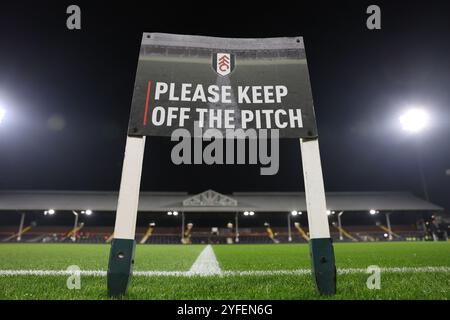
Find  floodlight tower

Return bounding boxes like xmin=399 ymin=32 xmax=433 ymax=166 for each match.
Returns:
xmin=399 ymin=108 xmax=430 ymax=201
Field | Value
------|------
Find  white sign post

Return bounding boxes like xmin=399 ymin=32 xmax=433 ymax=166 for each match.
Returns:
xmin=107 ymin=136 xmax=145 ymax=296
xmin=300 ymin=138 xmax=336 ymax=294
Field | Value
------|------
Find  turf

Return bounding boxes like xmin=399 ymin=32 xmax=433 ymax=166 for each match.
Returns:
xmin=0 ymin=242 xmax=449 ymax=300
xmin=0 ymin=243 xmax=204 ymax=271
xmin=213 ymin=242 xmax=450 ymax=270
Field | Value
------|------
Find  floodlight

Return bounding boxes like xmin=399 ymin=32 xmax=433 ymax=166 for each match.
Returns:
xmin=243 ymin=211 xmax=249 ymax=216
xmin=167 ymin=211 xmax=173 ymax=215
xmin=48 ymin=209 xmax=55 ymax=215
xmin=369 ymin=209 xmax=378 ymax=215
xmin=172 ymin=211 xmax=178 ymax=216
xmin=0 ymin=108 xmax=5 ymax=124
xmin=399 ymin=108 xmax=429 ymax=133
xmin=85 ymin=209 xmax=93 ymax=215
xmin=249 ymin=211 xmax=255 ymax=216
xmin=291 ymin=210 xmax=298 ymax=216
xmin=383 ymin=233 xmax=389 ymax=238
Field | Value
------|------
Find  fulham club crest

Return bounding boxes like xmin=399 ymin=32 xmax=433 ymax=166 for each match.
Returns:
xmin=212 ymin=53 xmax=235 ymax=76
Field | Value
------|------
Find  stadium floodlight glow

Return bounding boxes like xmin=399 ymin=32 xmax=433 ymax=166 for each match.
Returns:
xmin=44 ymin=209 xmax=55 ymax=216
xmin=0 ymin=108 xmax=5 ymax=124
xmin=249 ymin=211 xmax=255 ymax=216
xmin=399 ymin=108 xmax=429 ymax=133
xmin=326 ymin=210 xmax=335 ymax=216
xmin=291 ymin=210 xmax=298 ymax=216
xmin=85 ymin=209 xmax=93 ymax=216
xmin=383 ymin=233 xmax=389 ymax=238
xmin=167 ymin=211 xmax=173 ymax=215
xmin=369 ymin=209 xmax=379 ymax=215
xmin=243 ymin=211 xmax=249 ymax=216
xmin=172 ymin=211 xmax=178 ymax=216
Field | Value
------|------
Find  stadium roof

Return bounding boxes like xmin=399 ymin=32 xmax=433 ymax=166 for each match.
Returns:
xmin=0 ymin=190 xmax=443 ymax=213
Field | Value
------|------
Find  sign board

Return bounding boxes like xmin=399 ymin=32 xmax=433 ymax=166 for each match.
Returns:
xmin=107 ymin=33 xmax=335 ymax=299
xmin=127 ymin=33 xmax=318 ymax=138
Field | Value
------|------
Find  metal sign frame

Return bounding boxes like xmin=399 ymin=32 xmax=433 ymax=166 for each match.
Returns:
xmin=107 ymin=33 xmax=336 ymax=298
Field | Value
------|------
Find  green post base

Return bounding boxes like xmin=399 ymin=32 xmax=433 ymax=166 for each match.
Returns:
xmin=309 ymin=238 xmax=336 ymax=295
xmin=107 ymin=238 xmax=136 ymax=298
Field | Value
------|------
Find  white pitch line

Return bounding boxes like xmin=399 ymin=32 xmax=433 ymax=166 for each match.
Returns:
xmin=0 ymin=266 xmax=449 ymax=277
xmin=187 ymin=244 xmax=222 ymax=276
xmin=0 ymin=270 xmax=106 ymax=277
xmin=222 ymin=266 xmax=450 ymax=276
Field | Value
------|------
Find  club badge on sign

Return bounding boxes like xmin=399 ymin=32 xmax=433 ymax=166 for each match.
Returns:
xmin=212 ymin=53 xmax=235 ymax=76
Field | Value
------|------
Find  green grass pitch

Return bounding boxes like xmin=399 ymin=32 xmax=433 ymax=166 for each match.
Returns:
xmin=0 ymin=242 xmax=449 ymax=299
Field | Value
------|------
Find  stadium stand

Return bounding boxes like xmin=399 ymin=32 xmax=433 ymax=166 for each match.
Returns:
xmin=0 ymin=190 xmax=447 ymax=243
xmin=0 ymin=224 xmax=441 ymax=244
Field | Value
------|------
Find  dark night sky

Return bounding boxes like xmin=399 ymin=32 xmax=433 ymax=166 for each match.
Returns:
xmin=0 ymin=1 xmax=449 ymax=210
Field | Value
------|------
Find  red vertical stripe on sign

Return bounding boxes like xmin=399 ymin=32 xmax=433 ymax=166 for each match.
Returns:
xmin=143 ymin=80 xmax=151 ymax=126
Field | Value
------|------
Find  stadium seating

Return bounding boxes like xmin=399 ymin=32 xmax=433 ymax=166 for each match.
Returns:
xmin=0 ymin=224 xmax=432 ymax=243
